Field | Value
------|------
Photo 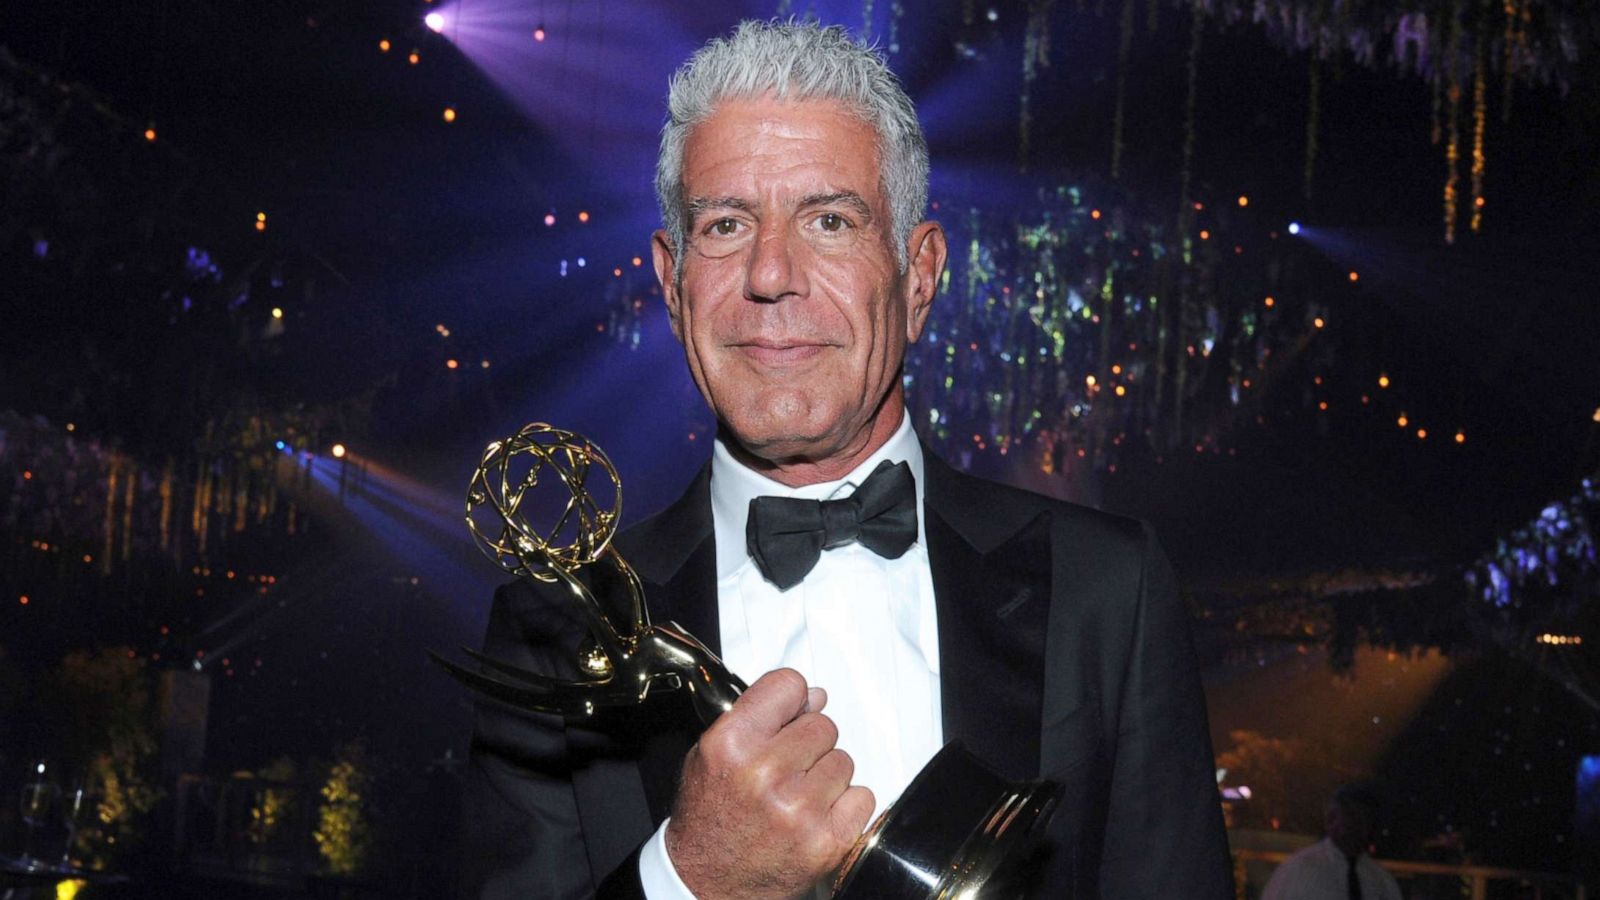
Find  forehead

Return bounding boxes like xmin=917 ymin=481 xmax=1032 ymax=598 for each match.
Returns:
xmin=681 ymin=96 xmax=882 ymax=200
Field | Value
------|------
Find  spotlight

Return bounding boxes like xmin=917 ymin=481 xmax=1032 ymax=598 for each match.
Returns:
xmin=544 ymin=212 xmax=556 ymax=227
xmin=275 ymin=441 xmax=287 ymax=451
xmin=534 ymin=24 xmax=547 ymax=41
xmin=1288 ymin=222 xmax=1301 ymax=235
xmin=424 ymin=12 xmax=445 ymax=32
xmin=331 ymin=443 xmax=347 ymax=459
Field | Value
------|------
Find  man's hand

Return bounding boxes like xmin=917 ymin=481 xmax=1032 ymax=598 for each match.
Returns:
xmin=665 ymin=668 xmax=875 ymax=900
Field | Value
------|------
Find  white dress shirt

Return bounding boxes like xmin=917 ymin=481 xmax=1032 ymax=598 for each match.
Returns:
xmin=639 ymin=413 xmax=944 ymax=898
xmin=1260 ymin=838 xmax=1403 ymax=900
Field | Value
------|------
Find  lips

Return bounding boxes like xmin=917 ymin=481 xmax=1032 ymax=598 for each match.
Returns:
xmin=732 ymin=339 xmax=831 ymax=366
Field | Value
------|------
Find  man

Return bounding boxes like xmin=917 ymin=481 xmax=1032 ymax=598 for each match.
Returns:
xmin=1261 ymin=787 xmax=1402 ymax=900
xmin=462 ymin=20 xmax=1232 ymax=899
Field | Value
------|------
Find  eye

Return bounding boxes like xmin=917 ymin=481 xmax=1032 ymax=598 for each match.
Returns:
xmin=710 ymin=218 xmax=742 ymax=236
xmin=818 ymin=212 xmax=848 ymax=232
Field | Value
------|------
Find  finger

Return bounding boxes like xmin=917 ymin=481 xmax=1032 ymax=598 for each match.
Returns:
xmin=770 ymin=711 xmax=840 ymax=771
xmin=806 ymin=686 xmax=827 ymax=714
xmin=803 ymin=747 xmax=856 ymax=799
xmin=726 ymin=668 xmax=811 ymax=739
xmin=829 ymin=785 xmax=877 ymax=848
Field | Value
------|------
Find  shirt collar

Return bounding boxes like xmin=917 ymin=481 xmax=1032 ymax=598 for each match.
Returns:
xmin=710 ymin=412 xmax=926 ymax=580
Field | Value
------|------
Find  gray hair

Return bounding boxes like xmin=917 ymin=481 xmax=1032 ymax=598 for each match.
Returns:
xmin=654 ymin=19 xmax=929 ymax=272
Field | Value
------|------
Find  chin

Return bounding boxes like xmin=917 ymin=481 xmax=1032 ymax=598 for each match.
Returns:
xmin=721 ymin=414 xmax=841 ymax=462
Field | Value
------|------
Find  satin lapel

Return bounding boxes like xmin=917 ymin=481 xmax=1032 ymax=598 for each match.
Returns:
xmin=614 ymin=464 xmax=721 ymax=825
xmin=924 ymin=458 xmax=1052 ymax=782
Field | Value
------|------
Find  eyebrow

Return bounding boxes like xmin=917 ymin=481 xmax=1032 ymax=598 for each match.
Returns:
xmin=798 ymin=191 xmax=873 ymax=220
xmin=684 ymin=196 xmax=753 ymax=225
xmin=683 ymin=192 xmax=875 ymax=224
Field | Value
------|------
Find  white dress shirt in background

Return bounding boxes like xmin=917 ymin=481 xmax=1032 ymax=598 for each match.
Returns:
xmin=1260 ymin=838 xmax=1404 ymax=900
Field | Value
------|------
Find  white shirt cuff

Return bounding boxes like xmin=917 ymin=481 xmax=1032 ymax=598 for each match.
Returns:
xmin=638 ymin=817 xmax=699 ymax=900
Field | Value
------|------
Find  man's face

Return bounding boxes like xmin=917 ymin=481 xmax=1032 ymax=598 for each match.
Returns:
xmin=653 ymin=96 xmax=943 ymax=468
xmin=1326 ymin=800 xmax=1373 ymax=858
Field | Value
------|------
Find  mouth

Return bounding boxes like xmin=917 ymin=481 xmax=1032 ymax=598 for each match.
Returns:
xmin=730 ymin=339 xmax=832 ymax=366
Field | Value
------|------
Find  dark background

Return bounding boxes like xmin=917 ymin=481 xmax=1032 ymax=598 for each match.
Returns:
xmin=2 ymin=0 xmax=1598 ymax=893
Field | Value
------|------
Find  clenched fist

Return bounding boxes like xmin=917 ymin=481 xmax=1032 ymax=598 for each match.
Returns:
xmin=665 ymin=668 xmax=876 ymax=900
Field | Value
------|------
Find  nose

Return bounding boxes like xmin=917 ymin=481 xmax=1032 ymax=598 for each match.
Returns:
xmin=744 ymin=220 xmax=805 ymax=302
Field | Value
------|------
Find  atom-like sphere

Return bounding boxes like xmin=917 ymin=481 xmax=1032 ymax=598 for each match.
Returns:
xmin=465 ymin=423 xmax=623 ymax=580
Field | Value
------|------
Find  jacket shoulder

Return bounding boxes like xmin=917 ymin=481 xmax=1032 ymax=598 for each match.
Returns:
xmin=927 ymin=455 xmax=1149 ymax=556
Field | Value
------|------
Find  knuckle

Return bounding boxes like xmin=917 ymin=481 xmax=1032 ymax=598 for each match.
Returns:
xmin=808 ymin=712 xmax=839 ymax=746
xmin=748 ymin=755 xmax=784 ymax=793
xmin=826 ymin=747 xmax=854 ymax=780
xmin=765 ymin=667 xmax=807 ymax=698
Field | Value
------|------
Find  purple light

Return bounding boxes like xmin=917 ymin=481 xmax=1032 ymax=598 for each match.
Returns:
xmin=425 ymin=12 xmax=446 ymax=32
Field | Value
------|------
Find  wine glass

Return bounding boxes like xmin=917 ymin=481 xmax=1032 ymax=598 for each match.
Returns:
xmin=17 ymin=761 xmax=60 ymax=871
xmin=56 ymin=783 xmax=89 ymax=872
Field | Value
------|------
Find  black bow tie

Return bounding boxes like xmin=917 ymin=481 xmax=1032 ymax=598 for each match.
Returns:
xmin=745 ymin=460 xmax=919 ymax=591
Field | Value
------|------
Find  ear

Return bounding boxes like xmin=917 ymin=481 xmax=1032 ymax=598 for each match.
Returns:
xmin=651 ymin=229 xmax=684 ymax=344
xmin=902 ymin=220 xmax=947 ymax=343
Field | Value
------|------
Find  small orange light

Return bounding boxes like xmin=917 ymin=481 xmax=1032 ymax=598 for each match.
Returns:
xmin=379 ymin=39 xmax=391 ymax=52
xmin=255 ymin=220 xmax=266 ymax=232
xmin=22 ymin=470 xmax=31 ymax=480
xmin=144 ymin=127 xmax=158 ymax=142
xmin=1199 ymin=230 xmax=1210 ymax=241
xmin=1115 ymin=385 xmax=1127 ymax=397
xmin=331 ymin=444 xmax=346 ymax=459
xmin=1264 ymin=296 xmax=1275 ymax=308
xmin=1398 ymin=414 xmax=1409 ymax=428
xmin=408 ymin=50 xmax=420 ymax=65
xmin=1417 ymin=428 xmax=1427 ymax=440
xmin=443 ymin=107 xmax=456 ymax=122
xmin=446 ymin=359 xmax=459 ymax=370
xmin=632 ymin=256 xmax=642 ymax=267
xmin=1475 ymin=197 xmax=1485 ymax=208
xmin=1237 ymin=195 xmax=1249 ymax=207
xmin=578 ymin=210 xmax=590 ymax=223
xmin=1455 ymin=431 xmax=1466 ymax=444
xmin=613 ymin=268 xmax=622 ymax=277
xmin=18 ymin=595 xmax=28 ymax=606
xmin=1378 ymin=375 xmax=1391 ymax=389
xmin=1091 ymin=209 xmax=1101 ymax=220
xmin=1085 ymin=375 xmax=1097 ymax=387
xmin=1313 ymin=317 xmax=1325 ymax=329
xmin=1318 ymin=401 xmax=1328 ymax=411
xmin=1348 ymin=271 xmax=1360 ymax=282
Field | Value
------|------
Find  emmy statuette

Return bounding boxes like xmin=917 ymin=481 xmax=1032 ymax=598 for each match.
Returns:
xmin=432 ymin=423 xmax=1061 ymax=899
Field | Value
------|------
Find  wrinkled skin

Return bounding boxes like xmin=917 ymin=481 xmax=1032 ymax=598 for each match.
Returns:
xmin=652 ymin=95 xmax=947 ymax=487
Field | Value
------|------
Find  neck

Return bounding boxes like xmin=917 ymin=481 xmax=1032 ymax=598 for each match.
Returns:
xmin=725 ymin=388 xmax=906 ymax=488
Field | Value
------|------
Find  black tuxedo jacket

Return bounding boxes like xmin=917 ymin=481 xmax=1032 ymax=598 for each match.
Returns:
xmin=460 ymin=450 xmax=1233 ymax=899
